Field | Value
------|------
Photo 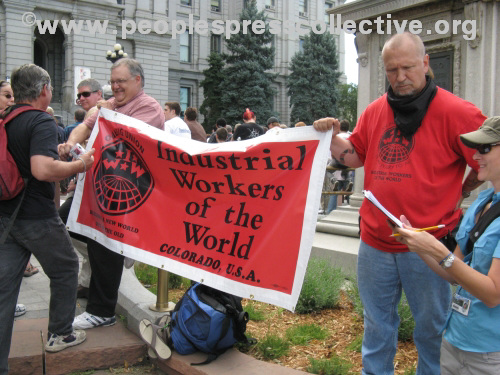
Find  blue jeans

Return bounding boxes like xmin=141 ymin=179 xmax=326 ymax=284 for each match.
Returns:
xmin=0 ymin=216 xmax=78 ymax=375
xmin=357 ymin=241 xmax=451 ymax=375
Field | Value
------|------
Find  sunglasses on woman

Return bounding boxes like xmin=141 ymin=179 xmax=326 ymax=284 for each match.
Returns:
xmin=77 ymin=90 xmax=98 ymax=99
xmin=476 ymin=143 xmax=500 ymax=154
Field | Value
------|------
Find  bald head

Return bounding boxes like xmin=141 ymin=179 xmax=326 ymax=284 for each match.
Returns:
xmin=382 ymin=32 xmax=426 ymax=59
xmin=382 ymin=32 xmax=429 ymax=97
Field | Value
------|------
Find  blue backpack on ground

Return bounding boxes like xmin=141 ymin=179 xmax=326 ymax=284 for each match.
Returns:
xmin=169 ymin=283 xmax=252 ymax=365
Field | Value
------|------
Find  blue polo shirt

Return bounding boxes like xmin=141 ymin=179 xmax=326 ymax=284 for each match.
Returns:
xmin=444 ymin=188 xmax=500 ymax=352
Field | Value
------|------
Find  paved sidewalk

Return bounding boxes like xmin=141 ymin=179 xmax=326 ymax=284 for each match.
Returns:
xmin=11 ymin=219 xmax=307 ymax=374
xmin=17 ymin=254 xmax=85 ymax=321
xmin=11 ymin=254 xmax=154 ymax=375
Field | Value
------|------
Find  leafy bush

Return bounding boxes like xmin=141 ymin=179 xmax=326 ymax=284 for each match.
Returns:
xmin=346 ymin=279 xmax=415 ymax=342
xmin=256 ymin=334 xmax=290 ymax=360
xmin=296 ymin=258 xmax=345 ymax=314
xmin=403 ymin=367 xmax=416 ymax=375
xmin=134 ymin=263 xmax=189 ymax=294
xmin=345 ymin=277 xmax=363 ymax=318
xmin=346 ymin=334 xmax=362 ymax=353
xmin=285 ymin=323 xmax=328 ymax=345
xmin=307 ymin=355 xmax=354 ymax=375
xmin=244 ymin=302 xmax=266 ymax=321
xmin=134 ymin=262 xmax=157 ymax=287
xmin=397 ymin=293 xmax=415 ymax=342
xmin=168 ymin=272 xmax=190 ymax=289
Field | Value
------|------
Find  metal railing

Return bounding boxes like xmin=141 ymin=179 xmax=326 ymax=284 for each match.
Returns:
xmin=150 ymin=269 xmax=176 ymax=312
xmin=320 ymin=166 xmax=355 ymax=212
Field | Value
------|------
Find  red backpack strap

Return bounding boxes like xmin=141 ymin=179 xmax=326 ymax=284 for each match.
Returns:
xmin=0 ymin=106 xmax=46 ymax=244
xmin=0 ymin=106 xmax=46 ymax=126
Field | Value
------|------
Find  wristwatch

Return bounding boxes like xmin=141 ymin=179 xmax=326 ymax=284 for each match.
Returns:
xmin=441 ymin=253 xmax=456 ymax=270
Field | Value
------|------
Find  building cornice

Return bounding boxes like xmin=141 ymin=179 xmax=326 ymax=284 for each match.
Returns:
xmin=329 ymin=0 xmax=444 ymax=22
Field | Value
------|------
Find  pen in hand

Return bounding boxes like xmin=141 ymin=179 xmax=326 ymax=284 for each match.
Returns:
xmin=390 ymin=224 xmax=445 ymax=237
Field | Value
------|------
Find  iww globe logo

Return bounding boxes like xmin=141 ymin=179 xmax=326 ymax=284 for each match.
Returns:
xmin=93 ymin=138 xmax=154 ymax=215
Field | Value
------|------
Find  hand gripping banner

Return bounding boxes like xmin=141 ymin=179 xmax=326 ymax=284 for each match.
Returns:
xmin=67 ymin=109 xmax=332 ymax=311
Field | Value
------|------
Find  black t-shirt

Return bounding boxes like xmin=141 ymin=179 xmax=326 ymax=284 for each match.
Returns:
xmin=233 ymin=122 xmax=264 ymax=141
xmin=0 ymin=104 xmax=59 ymax=219
xmin=207 ymin=131 xmax=217 ymax=143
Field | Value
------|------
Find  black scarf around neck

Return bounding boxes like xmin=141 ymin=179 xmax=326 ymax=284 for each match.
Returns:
xmin=387 ymin=77 xmax=437 ymax=139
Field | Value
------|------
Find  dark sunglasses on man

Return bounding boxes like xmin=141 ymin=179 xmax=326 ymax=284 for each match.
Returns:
xmin=476 ymin=143 xmax=500 ymax=154
xmin=77 ymin=90 xmax=98 ymax=100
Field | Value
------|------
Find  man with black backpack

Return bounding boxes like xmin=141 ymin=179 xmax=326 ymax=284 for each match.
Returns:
xmin=0 ymin=64 xmax=94 ymax=375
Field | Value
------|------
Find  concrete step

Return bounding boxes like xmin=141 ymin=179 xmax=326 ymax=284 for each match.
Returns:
xmin=9 ymin=318 xmax=147 ymax=375
xmin=9 ymin=317 xmax=307 ymax=375
xmin=156 ymin=349 xmax=307 ymax=375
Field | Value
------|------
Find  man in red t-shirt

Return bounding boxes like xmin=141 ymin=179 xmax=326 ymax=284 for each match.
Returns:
xmin=314 ymin=32 xmax=485 ymax=375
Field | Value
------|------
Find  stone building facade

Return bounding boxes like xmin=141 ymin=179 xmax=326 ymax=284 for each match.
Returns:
xmin=0 ymin=0 xmax=347 ymax=126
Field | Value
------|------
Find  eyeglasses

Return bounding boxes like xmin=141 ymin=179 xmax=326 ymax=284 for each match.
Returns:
xmin=77 ymin=91 xmax=98 ymax=99
xmin=1 ymin=94 xmax=13 ymax=99
xmin=476 ymin=143 xmax=500 ymax=154
xmin=109 ymin=77 xmax=135 ymax=86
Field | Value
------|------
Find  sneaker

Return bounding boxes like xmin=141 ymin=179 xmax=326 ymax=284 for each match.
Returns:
xmin=124 ymin=257 xmax=135 ymax=269
xmin=15 ymin=304 xmax=26 ymax=317
xmin=45 ymin=330 xmax=86 ymax=352
xmin=73 ymin=311 xmax=116 ymax=330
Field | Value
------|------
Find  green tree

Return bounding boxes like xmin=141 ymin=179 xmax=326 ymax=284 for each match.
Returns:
xmin=337 ymin=83 xmax=358 ymax=129
xmin=220 ymin=0 xmax=277 ymax=125
xmin=200 ymin=52 xmax=225 ymax=133
xmin=287 ymin=30 xmax=340 ymax=125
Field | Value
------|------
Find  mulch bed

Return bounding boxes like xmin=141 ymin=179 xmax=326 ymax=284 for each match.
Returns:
xmin=240 ymin=292 xmax=418 ymax=374
xmin=167 ymin=289 xmax=418 ymax=374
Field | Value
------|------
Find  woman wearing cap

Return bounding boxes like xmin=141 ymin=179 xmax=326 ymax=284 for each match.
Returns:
xmin=392 ymin=116 xmax=500 ymax=374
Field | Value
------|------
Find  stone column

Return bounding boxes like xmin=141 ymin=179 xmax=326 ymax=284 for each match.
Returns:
xmin=0 ymin=26 xmax=5 ymax=80
xmin=62 ymin=37 xmax=73 ymax=113
xmin=3 ymin=1 xmax=35 ymax=73
xmin=461 ymin=0 xmax=499 ymax=206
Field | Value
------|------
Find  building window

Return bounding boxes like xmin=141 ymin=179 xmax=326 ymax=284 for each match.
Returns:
xmin=211 ymin=0 xmax=220 ymax=12
xmin=243 ymin=0 xmax=250 ymax=9
xmin=180 ymin=31 xmax=191 ymax=62
xmin=180 ymin=87 xmax=191 ymax=113
xmin=265 ymin=0 xmax=275 ymax=10
xmin=299 ymin=38 xmax=305 ymax=53
xmin=325 ymin=1 xmax=334 ymax=23
xmin=211 ymin=34 xmax=221 ymax=54
xmin=299 ymin=0 xmax=308 ymax=17
xmin=180 ymin=0 xmax=191 ymax=6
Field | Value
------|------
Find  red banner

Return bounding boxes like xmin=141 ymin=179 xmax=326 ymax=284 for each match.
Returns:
xmin=68 ymin=109 xmax=332 ymax=310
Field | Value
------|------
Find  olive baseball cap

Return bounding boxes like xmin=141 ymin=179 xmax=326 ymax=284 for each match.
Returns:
xmin=460 ymin=116 xmax=500 ymax=148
